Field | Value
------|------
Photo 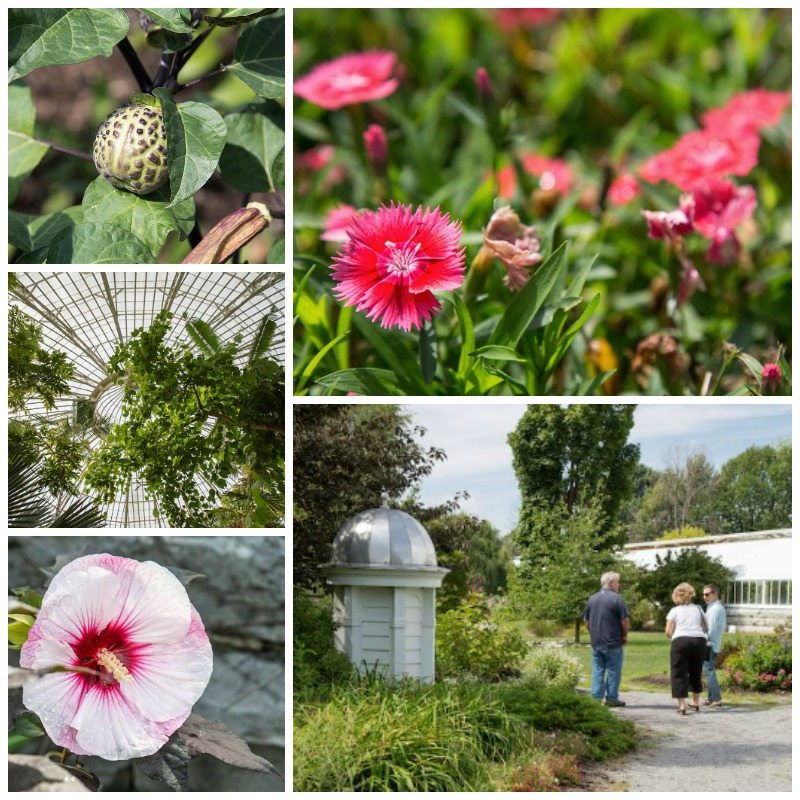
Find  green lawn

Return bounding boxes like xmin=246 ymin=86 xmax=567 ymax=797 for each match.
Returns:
xmin=566 ymin=631 xmax=671 ymax=691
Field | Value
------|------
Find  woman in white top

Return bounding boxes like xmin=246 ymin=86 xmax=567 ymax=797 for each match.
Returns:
xmin=665 ymin=582 xmax=708 ymax=715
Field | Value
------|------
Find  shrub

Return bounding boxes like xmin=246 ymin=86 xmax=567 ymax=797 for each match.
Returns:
xmin=510 ymin=753 xmax=583 ymax=792
xmin=293 ymin=589 xmax=354 ymax=694
xmin=724 ymin=625 xmax=792 ymax=691
xmin=436 ymin=592 xmax=529 ymax=681
xmin=659 ymin=525 xmax=707 ymax=540
xmin=493 ymin=681 xmax=637 ymax=761
xmin=293 ymin=679 xmax=522 ymax=791
xmin=525 ymin=644 xmax=582 ymax=690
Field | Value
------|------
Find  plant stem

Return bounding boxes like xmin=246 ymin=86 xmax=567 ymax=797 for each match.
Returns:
xmin=176 ymin=66 xmax=227 ymax=93
xmin=40 ymin=140 xmax=93 ymax=163
xmin=177 ymin=27 xmax=214 ymax=72
xmin=117 ymin=38 xmax=151 ymax=92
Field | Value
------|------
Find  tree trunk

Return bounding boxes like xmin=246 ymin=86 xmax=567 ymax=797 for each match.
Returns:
xmin=574 ymin=618 xmax=581 ymax=644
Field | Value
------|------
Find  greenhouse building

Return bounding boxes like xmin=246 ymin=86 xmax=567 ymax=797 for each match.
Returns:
xmin=9 ymin=271 xmax=285 ymax=529
xmin=623 ymin=529 xmax=792 ymax=631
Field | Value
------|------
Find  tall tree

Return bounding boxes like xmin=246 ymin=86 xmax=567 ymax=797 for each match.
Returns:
xmin=293 ymin=406 xmax=447 ymax=587
xmin=628 ymin=451 xmax=719 ymax=541
xmin=712 ymin=443 xmax=791 ymax=533
xmin=512 ymin=500 xmax=621 ymax=643
xmin=509 ymin=404 xmax=640 ymax=540
xmin=509 ymin=405 xmax=640 ymax=640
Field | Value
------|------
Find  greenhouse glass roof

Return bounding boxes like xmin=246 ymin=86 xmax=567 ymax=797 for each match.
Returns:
xmin=10 ymin=271 xmax=285 ymax=528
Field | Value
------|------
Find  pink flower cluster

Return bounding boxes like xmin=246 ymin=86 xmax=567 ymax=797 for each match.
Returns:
xmin=331 ymin=203 xmax=465 ymax=331
xmin=638 ymin=89 xmax=788 ymax=299
xmin=640 ymin=89 xmax=790 ymax=191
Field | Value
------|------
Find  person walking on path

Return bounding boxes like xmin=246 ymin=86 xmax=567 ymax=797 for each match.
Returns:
xmin=665 ymin=582 xmax=708 ymax=715
xmin=583 ymin=571 xmax=630 ymax=707
xmin=702 ymin=583 xmax=726 ymax=707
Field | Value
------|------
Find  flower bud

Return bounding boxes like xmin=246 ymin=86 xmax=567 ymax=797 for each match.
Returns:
xmin=475 ymin=67 xmax=494 ymax=99
xmin=363 ymin=124 xmax=388 ymax=171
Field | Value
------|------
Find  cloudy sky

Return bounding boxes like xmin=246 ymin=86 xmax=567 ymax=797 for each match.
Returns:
xmin=404 ymin=403 xmax=792 ymax=536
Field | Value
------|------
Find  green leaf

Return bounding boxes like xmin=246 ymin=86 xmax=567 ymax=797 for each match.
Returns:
xmin=185 ymin=319 xmax=221 ymax=356
xmin=315 ymin=368 xmax=403 ymax=395
xmin=82 ymin=177 xmax=195 ymax=259
xmin=137 ymin=8 xmax=194 ymax=33
xmin=8 ymin=614 xmax=35 ymax=646
xmin=490 ymin=242 xmax=570 ymax=348
xmin=736 ymin=352 xmax=764 ymax=383
xmin=470 ymin=345 xmax=528 ymax=363
xmin=203 ymin=9 xmax=278 ymax=27
xmin=8 ymin=81 xmax=49 ymax=202
xmin=10 ymin=587 xmax=43 ymax=609
xmin=574 ymin=371 xmax=616 ymax=396
xmin=154 ymin=89 xmax=227 ymax=208
xmin=295 ymin=331 xmax=351 ymax=394
xmin=248 ymin=317 xmax=277 ymax=362
xmin=419 ymin=323 xmax=437 ymax=384
xmin=9 ymin=9 xmax=130 ymax=82
xmin=9 ymin=207 xmax=83 ymax=253
xmin=445 ymin=293 xmax=475 ymax=379
xmin=353 ymin=314 xmax=427 ymax=394
xmin=10 ymin=711 xmax=46 ymax=739
xmin=227 ymin=15 xmax=285 ymax=99
xmin=219 ymin=103 xmax=284 ymax=192
xmin=48 ymin=222 xmax=155 ymax=264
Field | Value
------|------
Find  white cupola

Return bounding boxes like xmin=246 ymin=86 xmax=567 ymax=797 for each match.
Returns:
xmin=323 ymin=493 xmax=448 ymax=682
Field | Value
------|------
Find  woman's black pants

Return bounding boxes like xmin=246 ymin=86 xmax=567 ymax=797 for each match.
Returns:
xmin=670 ymin=636 xmax=707 ymax=698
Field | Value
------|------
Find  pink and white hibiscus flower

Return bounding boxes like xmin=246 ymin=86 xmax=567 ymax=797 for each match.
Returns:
xmin=20 ymin=554 xmax=213 ymax=761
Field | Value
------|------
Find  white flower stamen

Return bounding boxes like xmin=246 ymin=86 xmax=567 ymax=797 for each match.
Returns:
xmin=96 ymin=648 xmax=133 ymax=683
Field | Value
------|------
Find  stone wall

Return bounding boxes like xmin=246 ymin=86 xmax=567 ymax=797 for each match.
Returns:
xmin=8 ymin=535 xmax=285 ymax=791
xmin=726 ymin=605 xmax=792 ymax=632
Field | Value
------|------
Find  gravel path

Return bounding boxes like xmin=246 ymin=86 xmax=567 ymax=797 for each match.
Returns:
xmin=587 ymin=690 xmax=792 ymax=792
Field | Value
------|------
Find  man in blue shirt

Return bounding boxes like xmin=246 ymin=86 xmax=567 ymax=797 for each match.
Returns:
xmin=702 ymin=584 xmax=727 ymax=707
xmin=583 ymin=571 xmax=630 ymax=707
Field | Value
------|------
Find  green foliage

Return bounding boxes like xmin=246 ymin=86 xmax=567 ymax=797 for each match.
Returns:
xmin=293 ymin=589 xmax=354 ymax=695
xmin=714 ymin=444 xmax=791 ymax=533
xmin=8 ymin=10 xmax=285 ymax=264
xmin=512 ymin=501 xmax=621 ymax=641
xmin=9 ymin=453 xmax=106 ymax=528
xmin=524 ymin=645 xmax=582 ymax=691
xmin=293 ymin=405 xmax=447 ymax=586
xmin=723 ymin=625 xmax=792 ymax=691
xmin=84 ymin=310 xmax=284 ymax=527
xmin=510 ymin=405 xmax=639 ymax=530
xmin=8 ymin=306 xmax=74 ymax=412
xmin=493 ymin=681 xmax=637 ymax=761
xmin=660 ymin=525 xmax=707 ymax=540
xmin=425 ymin=513 xmax=510 ymax=606
xmin=294 ymin=679 xmax=522 ymax=791
xmin=436 ymin=593 xmax=528 ymax=681
xmin=635 ymin=549 xmax=734 ymax=624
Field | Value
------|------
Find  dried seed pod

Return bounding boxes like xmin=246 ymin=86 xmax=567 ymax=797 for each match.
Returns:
xmin=92 ymin=103 xmax=169 ymax=195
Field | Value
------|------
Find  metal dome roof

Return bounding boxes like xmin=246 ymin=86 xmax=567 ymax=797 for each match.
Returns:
xmin=330 ymin=494 xmax=439 ymax=568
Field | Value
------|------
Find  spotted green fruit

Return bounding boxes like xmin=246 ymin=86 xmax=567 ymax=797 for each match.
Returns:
xmin=92 ymin=104 xmax=169 ymax=195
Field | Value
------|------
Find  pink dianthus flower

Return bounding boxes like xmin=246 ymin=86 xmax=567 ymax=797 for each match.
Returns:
xmin=294 ymin=51 xmax=400 ymax=110
xmin=331 ymin=203 xmax=465 ymax=331
xmin=639 ymin=129 xmax=760 ymax=191
xmin=20 ymin=554 xmax=213 ymax=761
xmin=690 ymin=177 xmax=756 ymax=266
xmin=497 ymin=154 xmax=573 ymax=198
xmin=493 ymin=9 xmax=561 ymax=32
xmin=702 ymin=89 xmax=791 ymax=137
xmin=608 ymin=172 xmax=641 ymax=206
xmin=321 ymin=204 xmax=361 ymax=243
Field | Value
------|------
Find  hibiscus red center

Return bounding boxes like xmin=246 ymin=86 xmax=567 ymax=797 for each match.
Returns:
xmin=71 ymin=622 xmax=140 ymax=689
xmin=380 ymin=240 xmax=423 ymax=277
